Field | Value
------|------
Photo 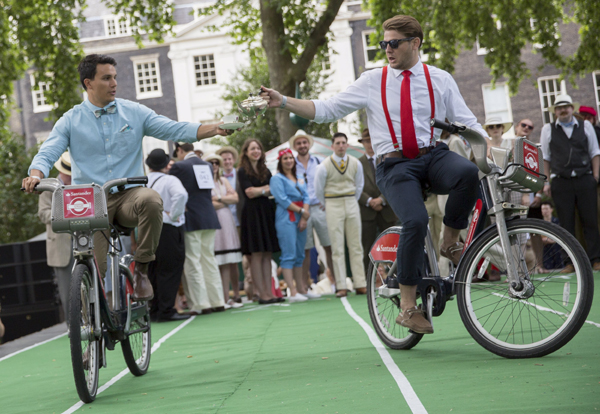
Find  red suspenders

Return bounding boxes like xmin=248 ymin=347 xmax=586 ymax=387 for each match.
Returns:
xmin=381 ymin=64 xmax=435 ymax=150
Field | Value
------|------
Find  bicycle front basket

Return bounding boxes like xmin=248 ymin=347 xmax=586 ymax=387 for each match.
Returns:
xmin=50 ymin=183 xmax=109 ymax=233
xmin=498 ymin=137 xmax=546 ymax=193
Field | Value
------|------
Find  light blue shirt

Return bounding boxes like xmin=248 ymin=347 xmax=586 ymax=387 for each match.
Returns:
xmin=270 ymin=173 xmax=310 ymax=223
xmin=29 ymin=98 xmax=201 ymax=186
xmin=295 ymin=155 xmax=322 ymax=205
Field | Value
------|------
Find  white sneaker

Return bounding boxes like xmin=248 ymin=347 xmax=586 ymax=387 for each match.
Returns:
xmin=303 ymin=290 xmax=321 ymax=299
xmin=227 ymin=299 xmax=243 ymax=309
xmin=224 ymin=303 xmax=232 ymax=310
xmin=288 ymin=294 xmax=308 ymax=303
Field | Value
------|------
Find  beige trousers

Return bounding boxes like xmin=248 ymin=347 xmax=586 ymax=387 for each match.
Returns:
xmin=325 ymin=197 xmax=366 ymax=290
xmin=183 ymin=229 xmax=224 ymax=312
xmin=94 ymin=187 xmax=163 ymax=276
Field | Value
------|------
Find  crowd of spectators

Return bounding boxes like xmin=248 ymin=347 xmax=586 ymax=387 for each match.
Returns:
xmin=37 ymin=95 xmax=600 ymax=322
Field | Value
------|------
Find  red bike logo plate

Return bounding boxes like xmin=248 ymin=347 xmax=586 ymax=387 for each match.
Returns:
xmin=523 ymin=141 xmax=539 ymax=177
xmin=63 ymin=188 xmax=95 ymax=219
xmin=370 ymin=232 xmax=400 ymax=262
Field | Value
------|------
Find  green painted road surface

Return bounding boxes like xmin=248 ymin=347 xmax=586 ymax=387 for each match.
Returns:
xmin=1 ymin=279 xmax=599 ymax=414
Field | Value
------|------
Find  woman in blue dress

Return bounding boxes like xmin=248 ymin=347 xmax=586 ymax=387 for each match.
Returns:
xmin=270 ymin=148 xmax=312 ymax=302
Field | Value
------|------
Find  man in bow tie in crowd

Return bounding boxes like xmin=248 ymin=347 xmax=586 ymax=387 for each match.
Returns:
xmin=261 ymin=15 xmax=486 ymax=334
xmin=22 ymin=54 xmax=229 ymax=301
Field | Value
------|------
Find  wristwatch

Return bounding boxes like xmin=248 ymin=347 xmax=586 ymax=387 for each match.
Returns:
xmin=261 ymin=189 xmax=266 ymax=196
xmin=218 ymin=195 xmax=222 ymax=202
xmin=300 ymin=208 xmax=305 ymax=215
xmin=280 ymin=95 xmax=287 ymax=109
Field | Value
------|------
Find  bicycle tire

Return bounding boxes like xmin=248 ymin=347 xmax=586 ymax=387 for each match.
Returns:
xmin=69 ymin=263 xmax=100 ymax=403
xmin=456 ymin=218 xmax=594 ymax=358
xmin=120 ymin=270 xmax=151 ymax=376
xmin=367 ymin=260 xmax=423 ymax=350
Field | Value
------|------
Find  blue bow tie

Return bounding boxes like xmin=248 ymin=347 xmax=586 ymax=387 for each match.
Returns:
xmin=94 ymin=105 xmax=117 ymax=118
xmin=559 ymin=120 xmax=575 ymax=128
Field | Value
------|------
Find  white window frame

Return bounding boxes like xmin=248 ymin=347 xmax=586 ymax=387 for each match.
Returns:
xmin=130 ymin=54 xmax=163 ymax=100
xmin=193 ymin=54 xmax=218 ymax=87
xmin=593 ymin=71 xmax=600 ymax=116
xmin=537 ymin=76 xmax=567 ymax=124
xmin=30 ymin=74 xmax=53 ymax=113
xmin=481 ymin=82 xmax=513 ymax=123
xmin=104 ymin=15 xmax=131 ymax=37
xmin=362 ymin=30 xmax=385 ymax=69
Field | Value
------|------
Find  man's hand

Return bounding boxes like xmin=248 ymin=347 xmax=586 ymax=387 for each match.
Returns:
xmin=22 ymin=170 xmax=44 ymax=194
xmin=259 ymin=86 xmax=283 ymax=108
xmin=530 ymin=195 xmax=542 ymax=208
xmin=543 ymin=183 xmax=551 ymax=198
xmin=369 ymin=197 xmax=383 ymax=209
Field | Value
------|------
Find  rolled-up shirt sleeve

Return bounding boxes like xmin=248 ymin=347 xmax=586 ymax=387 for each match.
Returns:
xmin=313 ymin=72 xmax=370 ymax=124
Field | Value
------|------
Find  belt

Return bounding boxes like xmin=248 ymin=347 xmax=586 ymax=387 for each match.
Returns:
xmin=378 ymin=145 xmax=436 ymax=164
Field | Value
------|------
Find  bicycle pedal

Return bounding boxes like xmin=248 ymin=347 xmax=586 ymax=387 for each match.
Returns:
xmin=385 ymin=276 xmax=400 ymax=289
xmin=378 ymin=286 xmax=400 ymax=298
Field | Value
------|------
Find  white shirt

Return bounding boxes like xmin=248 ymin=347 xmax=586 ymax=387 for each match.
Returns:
xmin=540 ymin=118 xmax=600 ymax=163
xmin=148 ymin=172 xmax=189 ymax=227
xmin=312 ymin=59 xmax=487 ymax=157
xmin=314 ymin=154 xmax=364 ymax=205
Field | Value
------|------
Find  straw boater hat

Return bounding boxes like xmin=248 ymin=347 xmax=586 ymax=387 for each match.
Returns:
xmin=204 ymin=153 xmax=224 ymax=168
xmin=483 ymin=116 xmax=513 ymax=132
xmin=549 ymin=94 xmax=580 ymax=113
xmin=288 ymin=129 xmax=314 ymax=149
xmin=215 ymin=146 xmax=239 ymax=161
xmin=54 ymin=152 xmax=71 ymax=176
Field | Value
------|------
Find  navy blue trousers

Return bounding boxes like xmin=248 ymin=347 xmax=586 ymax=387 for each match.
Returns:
xmin=375 ymin=143 xmax=479 ymax=285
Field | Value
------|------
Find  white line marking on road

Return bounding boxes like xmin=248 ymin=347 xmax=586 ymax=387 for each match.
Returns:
xmin=231 ymin=303 xmax=290 ymax=313
xmin=340 ymin=297 xmax=427 ymax=414
xmin=0 ymin=332 xmax=68 ymax=363
xmin=491 ymin=292 xmax=600 ymax=328
xmin=62 ymin=316 xmax=196 ymax=414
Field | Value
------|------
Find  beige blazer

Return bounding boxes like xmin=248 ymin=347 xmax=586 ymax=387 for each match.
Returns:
xmin=38 ymin=190 xmax=72 ymax=267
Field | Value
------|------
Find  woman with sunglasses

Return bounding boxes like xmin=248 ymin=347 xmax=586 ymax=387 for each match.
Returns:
xmin=483 ymin=116 xmax=513 ymax=157
xmin=238 ymin=139 xmax=282 ymax=304
xmin=270 ymin=148 xmax=313 ymax=302
xmin=205 ymin=153 xmax=244 ymax=309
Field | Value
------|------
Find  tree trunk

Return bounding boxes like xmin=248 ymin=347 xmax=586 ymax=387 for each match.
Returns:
xmin=259 ymin=0 xmax=345 ymax=143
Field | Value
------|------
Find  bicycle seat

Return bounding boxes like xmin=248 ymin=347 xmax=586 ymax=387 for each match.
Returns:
xmin=112 ymin=222 xmax=134 ymax=236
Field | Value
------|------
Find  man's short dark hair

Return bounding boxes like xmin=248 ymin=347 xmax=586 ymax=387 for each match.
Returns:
xmin=541 ymin=200 xmax=554 ymax=209
xmin=78 ymin=54 xmax=117 ymax=90
xmin=383 ymin=15 xmax=424 ymax=49
xmin=332 ymin=132 xmax=348 ymax=144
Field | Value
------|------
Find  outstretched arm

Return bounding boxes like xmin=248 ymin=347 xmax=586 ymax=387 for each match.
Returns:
xmin=260 ymin=86 xmax=316 ymax=120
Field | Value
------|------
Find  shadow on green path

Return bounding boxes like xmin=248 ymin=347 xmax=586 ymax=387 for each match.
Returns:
xmin=1 ymin=281 xmax=599 ymax=414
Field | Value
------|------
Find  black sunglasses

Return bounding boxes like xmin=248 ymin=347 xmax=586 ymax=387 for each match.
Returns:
xmin=210 ymin=161 xmax=220 ymax=165
xmin=520 ymin=123 xmax=534 ymax=130
xmin=379 ymin=37 xmax=416 ymax=50
xmin=487 ymin=124 xmax=503 ymax=129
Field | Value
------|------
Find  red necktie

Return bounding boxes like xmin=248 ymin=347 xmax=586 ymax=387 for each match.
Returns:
xmin=400 ymin=70 xmax=419 ymax=159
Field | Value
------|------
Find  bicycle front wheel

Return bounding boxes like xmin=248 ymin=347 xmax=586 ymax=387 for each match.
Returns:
xmin=69 ymin=263 xmax=100 ymax=402
xmin=120 ymin=270 xmax=151 ymax=376
xmin=367 ymin=260 xmax=423 ymax=349
xmin=456 ymin=219 xmax=594 ymax=358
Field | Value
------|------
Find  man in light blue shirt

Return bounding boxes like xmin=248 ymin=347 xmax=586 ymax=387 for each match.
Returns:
xmin=23 ymin=54 xmax=228 ymax=301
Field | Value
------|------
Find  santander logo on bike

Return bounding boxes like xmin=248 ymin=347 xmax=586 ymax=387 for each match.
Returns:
xmin=63 ymin=188 xmax=95 ymax=219
xmin=376 ymin=244 xmax=397 ymax=252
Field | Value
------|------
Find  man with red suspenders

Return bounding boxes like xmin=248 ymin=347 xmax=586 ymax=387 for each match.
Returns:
xmin=261 ymin=15 xmax=488 ymax=334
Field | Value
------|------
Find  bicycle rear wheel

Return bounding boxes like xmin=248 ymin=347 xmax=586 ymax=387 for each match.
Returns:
xmin=456 ymin=218 xmax=594 ymax=358
xmin=69 ymin=263 xmax=100 ymax=403
xmin=367 ymin=260 xmax=423 ymax=349
xmin=120 ymin=270 xmax=151 ymax=376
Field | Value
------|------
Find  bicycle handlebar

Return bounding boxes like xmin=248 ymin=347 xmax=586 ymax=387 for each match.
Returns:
xmin=430 ymin=118 xmax=491 ymax=174
xmin=23 ymin=176 xmax=149 ymax=194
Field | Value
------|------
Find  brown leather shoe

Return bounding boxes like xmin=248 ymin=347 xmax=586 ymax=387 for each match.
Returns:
xmin=132 ymin=262 xmax=154 ymax=301
xmin=440 ymin=242 xmax=464 ymax=266
xmin=395 ymin=306 xmax=433 ymax=334
xmin=593 ymin=262 xmax=600 ymax=272
xmin=335 ymin=289 xmax=348 ymax=298
xmin=355 ymin=287 xmax=367 ymax=295
xmin=561 ymin=264 xmax=575 ymax=274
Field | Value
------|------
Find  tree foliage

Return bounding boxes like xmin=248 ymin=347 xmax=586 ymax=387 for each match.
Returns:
xmin=0 ymin=129 xmax=46 ymax=243
xmin=201 ymin=0 xmax=344 ymax=142
xmin=0 ymin=0 xmax=177 ymax=125
xmin=210 ymin=51 xmax=336 ymax=153
xmin=366 ymin=0 xmax=600 ymax=94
